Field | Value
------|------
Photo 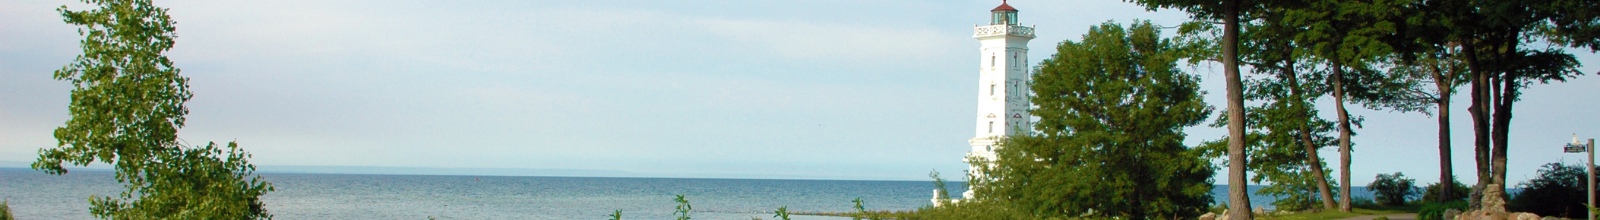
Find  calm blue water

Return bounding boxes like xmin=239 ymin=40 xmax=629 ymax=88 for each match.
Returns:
xmin=0 ymin=168 xmax=1378 ymax=219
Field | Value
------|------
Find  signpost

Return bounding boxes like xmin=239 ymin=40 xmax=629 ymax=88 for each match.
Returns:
xmin=1566 ymin=134 xmax=1595 ymax=220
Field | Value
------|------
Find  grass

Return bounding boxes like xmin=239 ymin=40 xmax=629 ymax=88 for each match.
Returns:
xmin=1262 ymin=205 xmax=1422 ymax=220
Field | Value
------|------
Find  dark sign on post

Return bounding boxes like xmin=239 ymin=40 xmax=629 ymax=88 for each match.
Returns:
xmin=1566 ymin=143 xmax=1588 ymax=153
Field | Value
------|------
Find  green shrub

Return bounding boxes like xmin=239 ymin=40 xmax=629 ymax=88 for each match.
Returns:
xmin=1352 ymin=196 xmax=1379 ymax=208
xmin=1370 ymin=172 xmax=1418 ymax=206
xmin=1417 ymin=201 xmax=1467 ymax=220
xmin=1508 ymin=163 xmax=1593 ymax=218
xmin=903 ymin=200 xmax=1032 ymax=220
xmin=1421 ymin=178 xmax=1469 ymax=203
xmin=1 ymin=200 xmax=13 ymax=220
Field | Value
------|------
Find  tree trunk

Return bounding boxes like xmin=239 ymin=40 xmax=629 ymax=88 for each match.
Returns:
xmin=1288 ymin=63 xmax=1336 ymax=210
xmin=1463 ymin=40 xmax=1491 ymax=210
xmin=1489 ymin=73 xmax=1515 ymax=206
xmin=1435 ymin=89 xmax=1455 ymax=202
xmin=1332 ymin=61 xmax=1354 ymax=213
xmin=1223 ymin=0 xmax=1253 ymax=219
xmin=1431 ymin=62 xmax=1455 ymax=202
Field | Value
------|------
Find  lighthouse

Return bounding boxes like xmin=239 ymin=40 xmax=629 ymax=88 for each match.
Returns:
xmin=959 ymin=0 xmax=1034 ymax=202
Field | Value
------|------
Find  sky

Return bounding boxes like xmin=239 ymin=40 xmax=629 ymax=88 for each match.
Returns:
xmin=1 ymin=1 xmax=1597 ymax=185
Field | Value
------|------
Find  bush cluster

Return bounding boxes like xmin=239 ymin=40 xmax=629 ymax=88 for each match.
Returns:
xmin=1417 ymin=201 xmax=1467 ymax=220
xmin=1509 ymin=163 xmax=1595 ymax=218
xmin=1370 ymin=172 xmax=1418 ymax=206
xmin=1421 ymin=178 xmax=1469 ymax=203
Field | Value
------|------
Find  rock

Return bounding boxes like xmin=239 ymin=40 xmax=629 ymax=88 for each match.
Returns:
xmin=1481 ymin=184 xmax=1508 ymax=213
xmin=1510 ymin=212 xmax=1539 ymax=220
xmin=1540 ymin=216 xmax=1567 ymax=220
xmin=1455 ymin=209 xmax=1529 ymax=220
xmin=1444 ymin=209 xmax=1463 ymax=220
xmin=1254 ymin=207 xmax=1267 ymax=215
xmin=1470 ymin=184 xmax=1484 ymax=209
xmin=1198 ymin=212 xmax=1215 ymax=220
xmin=1217 ymin=209 xmax=1229 ymax=220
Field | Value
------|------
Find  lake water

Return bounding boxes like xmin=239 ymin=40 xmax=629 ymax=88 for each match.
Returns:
xmin=0 ymin=168 xmax=1377 ymax=219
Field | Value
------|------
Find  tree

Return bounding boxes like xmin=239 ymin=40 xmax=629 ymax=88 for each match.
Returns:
xmin=1122 ymin=0 xmax=1256 ymax=218
xmin=1370 ymin=172 xmax=1418 ymax=206
xmin=30 ymin=0 xmax=273 ymax=219
xmin=1406 ymin=0 xmax=1590 ymax=209
xmin=1283 ymin=0 xmax=1417 ymax=212
xmin=974 ymin=21 xmax=1215 ymax=219
xmin=1508 ymin=163 xmax=1596 ymax=218
xmin=1233 ymin=9 xmax=1340 ymax=210
xmin=1387 ymin=44 xmax=1468 ymax=203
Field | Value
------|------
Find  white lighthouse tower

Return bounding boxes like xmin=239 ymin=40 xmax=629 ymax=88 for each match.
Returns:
xmin=961 ymin=0 xmax=1034 ymax=201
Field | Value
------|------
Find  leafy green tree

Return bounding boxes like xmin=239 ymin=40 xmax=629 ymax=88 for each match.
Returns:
xmin=1226 ymin=10 xmax=1342 ymax=211
xmin=974 ymin=21 xmax=1215 ymax=219
xmin=1282 ymin=0 xmax=1421 ymax=211
xmin=1403 ymin=0 xmax=1590 ymax=208
xmin=1369 ymin=172 xmax=1418 ymax=206
xmin=30 ymin=0 xmax=272 ymax=219
xmin=1508 ymin=163 xmax=1595 ymax=218
xmin=1121 ymin=0 xmax=1269 ymax=217
xmin=1387 ymin=44 xmax=1469 ymax=203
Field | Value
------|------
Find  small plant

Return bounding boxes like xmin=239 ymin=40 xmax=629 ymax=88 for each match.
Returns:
xmin=854 ymin=197 xmax=866 ymax=213
xmin=609 ymin=209 xmax=622 ymax=220
xmin=674 ymin=194 xmax=692 ymax=220
xmin=773 ymin=206 xmax=791 ymax=220
xmin=1 ymin=199 xmax=13 ymax=220
xmin=1417 ymin=201 xmax=1467 ymax=220
xmin=929 ymin=170 xmax=950 ymax=201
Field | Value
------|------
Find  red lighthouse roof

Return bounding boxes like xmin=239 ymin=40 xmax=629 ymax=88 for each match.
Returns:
xmin=991 ymin=0 xmax=1017 ymax=12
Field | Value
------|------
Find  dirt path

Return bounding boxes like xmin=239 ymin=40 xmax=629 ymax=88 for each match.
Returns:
xmin=1335 ymin=213 xmax=1418 ymax=220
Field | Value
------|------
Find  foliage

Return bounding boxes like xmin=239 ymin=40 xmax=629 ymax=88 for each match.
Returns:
xmin=1417 ymin=201 xmax=1467 ymax=220
xmin=1199 ymin=28 xmax=1342 ymax=209
xmin=90 ymin=142 xmax=273 ymax=219
xmin=1421 ymin=178 xmax=1469 ymax=203
xmin=773 ymin=206 xmax=790 ymax=220
xmin=31 ymin=0 xmax=273 ymax=219
xmin=1350 ymin=196 xmax=1378 ymax=209
xmin=1120 ymin=0 xmax=1259 ymax=218
xmin=901 ymin=200 xmax=1033 ymax=220
xmin=1369 ymin=172 xmax=1418 ymax=206
xmin=674 ymin=194 xmax=692 ymax=220
xmin=851 ymin=198 xmax=882 ymax=220
xmin=973 ymin=21 xmax=1214 ymax=219
xmin=1404 ymin=0 xmax=1591 ymax=209
xmin=1509 ymin=163 xmax=1594 ymax=218
xmin=928 ymin=170 xmax=948 ymax=202
xmin=0 ymin=200 xmax=12 ymax=220
xmin=609 ymin=210 xmax=622 ymax=220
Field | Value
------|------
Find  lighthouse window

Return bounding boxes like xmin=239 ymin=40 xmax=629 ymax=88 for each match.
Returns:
xmin=988 ymin=121 xmax=994 ymax=133
xmin=990 ymin=83 xmax=996 ymax=96
xmin=990 ymin=55 xmax=995 ymax=68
